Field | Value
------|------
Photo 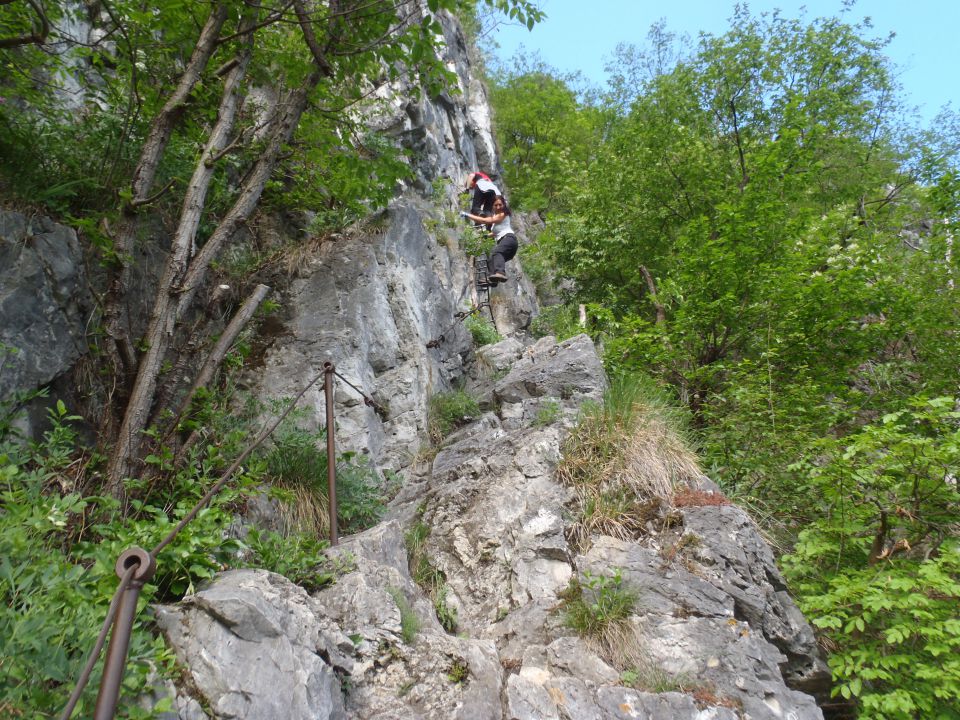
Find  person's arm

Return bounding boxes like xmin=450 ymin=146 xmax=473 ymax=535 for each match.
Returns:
xmin=460 ymin=210 xmax=505 ymax=225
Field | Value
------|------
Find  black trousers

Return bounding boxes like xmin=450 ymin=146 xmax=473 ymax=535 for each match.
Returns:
xmin=490 ymin=233 xmax=518 ymax=274
xmin=470 ymin=188 xmax=497 ymax=216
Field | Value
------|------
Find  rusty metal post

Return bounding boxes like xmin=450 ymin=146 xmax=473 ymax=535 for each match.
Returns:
xmin=93 ymin=548 xmax=156 ymax=720
xmin=323 ymin=362 xmax=338 ymax=546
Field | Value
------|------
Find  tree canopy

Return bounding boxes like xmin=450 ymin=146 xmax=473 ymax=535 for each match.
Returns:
xmin=489 ymin=7 xmax=960 ymax=717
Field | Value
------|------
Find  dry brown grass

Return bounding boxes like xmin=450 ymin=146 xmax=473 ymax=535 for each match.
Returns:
xmin=276 ymin=484 xmax=331 ymax=537
xmin=672 ymin=487 xmax=731 ymax=507
xmin=558 ymin=376 xmax=702 ymax=550
xmin=585 ymin=619 xmax=646 ymax=671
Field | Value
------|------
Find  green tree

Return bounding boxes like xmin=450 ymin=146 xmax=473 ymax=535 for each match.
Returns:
xmin=489 ymin=58 xmax=602 ymax=213
xmin=491 ymin=7 xmax=960 ymax=714
xmin=782 ymin=397 xmax=960 ymax=718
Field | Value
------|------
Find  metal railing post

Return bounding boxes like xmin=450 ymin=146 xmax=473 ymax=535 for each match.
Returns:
xmin=93 ymin=548 xmax=156 ymax=720
xmin=323 ymin=361 xmax=338 ymax=546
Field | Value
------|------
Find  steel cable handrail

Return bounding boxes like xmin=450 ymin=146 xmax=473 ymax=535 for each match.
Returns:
xmin=58 ymin=566 xmax=136 ymax=720
xmin=61 ymin=359 xmax=381 ymax=719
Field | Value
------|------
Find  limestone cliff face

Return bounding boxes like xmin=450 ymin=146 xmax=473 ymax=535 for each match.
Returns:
xmin=245 ymin=9 xmax=539 ymax=472
xmin=158 ymin=8 xmax=829 ymax=720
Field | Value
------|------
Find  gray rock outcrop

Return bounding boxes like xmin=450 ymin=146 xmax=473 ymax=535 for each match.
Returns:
xmin=246 ymin=6 xmax=541 ymax=474
xmin=161 ymin=333 xmax=827 ymax=719
xmin=0 ymin=211 xmax=90 ymax=402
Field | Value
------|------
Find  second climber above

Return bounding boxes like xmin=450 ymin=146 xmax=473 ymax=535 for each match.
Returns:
xmin=463 ymin=171 xmax=502 ymax=218
xmin=460 ymin=196 xmax=518 ymax=284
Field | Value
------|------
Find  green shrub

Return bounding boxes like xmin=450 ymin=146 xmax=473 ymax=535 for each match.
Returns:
xmin=782 ymin=396 xmax=960 ymax=719
xmin=462 ymin=226 xmax=495 ymax=257
xmin=427 ymin=389 xmax=480 ymax=443
xmin=465 ymin=314 xmax=500 ymax=347
xmin=239 ymin=528 xmax=335 ymax=592
xmin=530 ymin=304 xmax=582 ymax=340
xmin=0 ymin=402 xmax=241 ymax=716
xmin=562 ymin=569 xmax=637 ymax=637
xmin=447 ymin=659 xmax=469 ymax=684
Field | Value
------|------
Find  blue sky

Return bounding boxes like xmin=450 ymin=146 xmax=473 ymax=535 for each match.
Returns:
xmin=491 ymin=0 xmax=958 ymax=124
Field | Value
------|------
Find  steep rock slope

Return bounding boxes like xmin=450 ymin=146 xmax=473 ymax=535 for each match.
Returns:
xmin=160 ymin=334 xmax=827 ymax=719
xmin=245 ymin=8 xmax=540 ymax=472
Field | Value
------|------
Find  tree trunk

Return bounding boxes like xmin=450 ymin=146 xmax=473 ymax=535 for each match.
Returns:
xmin=640 ymin=264 xmax=667 ymax=326
xmin=175 ymin=76 xmax=320 ymax=320
xmin=101 ymin=3 xmax=229 ymax=384
xmin=170 ymin=284 xmax=272 ymax=466
xmin=105 ymin=38 xmax=253 ymax=494
xmin=169 ymin=283 xmax=271 ymax=435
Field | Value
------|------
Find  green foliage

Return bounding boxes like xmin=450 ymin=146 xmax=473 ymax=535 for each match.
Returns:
xmin=561 ymin=569 xmax=638 ymax=637
xmin=239 ymin=527 xmax=334 ymax=592
xmin=404 ymin=519 xmax=458 ymax=633
xmin=465 ymin=314 xmax=500 ymax=347
xmin=387 ymin=587 xmax=420 ymax=644
xmin=488 ymin=56 xmax=604 ymax=213
xmin=0 ymin=402 xmax=236 ymax=716
xmin=533 ymin=399 xmax=561 ymax=427
xmin=260 ymin=424 xmax=390 ymax=537
xmin=461 ymin=225 xmax=495 ymax=257
xmin=782 ymin=397 xmax=960 ymax=718
xmin=446 ymin=658 xmax=470 ymax=684
xmin=530 ymin=304 xmax=582 ymax=340
xmin=427 ymin=389 xmax=480 ymax=443
xmin=491 ymin=10 xmax=960 ymax=714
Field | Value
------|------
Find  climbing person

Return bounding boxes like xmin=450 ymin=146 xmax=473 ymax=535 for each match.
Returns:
xmin=460 ymin=196 xmax=517 ymax=284
xmin=462 ymin=171 xmax=502 ymax=218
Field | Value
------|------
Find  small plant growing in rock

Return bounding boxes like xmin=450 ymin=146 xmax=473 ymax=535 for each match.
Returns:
xmin=561 ymin=569 xmax=637 ymax=637
xmin=620 ymin=665 xmax=693 ymax=694
xmin=534 ymin=399 xmax=562 ymax=427
xmin=430 ymin=176 xmax=447 ymax=203
xmin=387 ymin=587 xmax=420 ymax=644
xmin=464 ymin=314 xmax=500 ymax=347
xmin=447 ymin=659 xmax=470 ymax=684
xmin=660 ymin=532 xmax=702 ymax=569
xmin=427 ymin=389 xmax=480 ymax=444
xmin=434 ymin=584 xmax=458 ymax=633
xmin=405 ymin=520 xmax=458 ymax=634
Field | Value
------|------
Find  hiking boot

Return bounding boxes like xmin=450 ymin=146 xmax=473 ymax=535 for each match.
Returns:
xmin=488 ymin=271 xmax=507 ymax=283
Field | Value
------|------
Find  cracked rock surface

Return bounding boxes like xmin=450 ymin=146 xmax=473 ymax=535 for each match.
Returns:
xmin=160 ymin=334 xmax=827 ymax=720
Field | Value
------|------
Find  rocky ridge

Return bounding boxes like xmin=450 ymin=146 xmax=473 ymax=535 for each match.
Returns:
xmin=159 ymin=333 xmax=828 ymax=719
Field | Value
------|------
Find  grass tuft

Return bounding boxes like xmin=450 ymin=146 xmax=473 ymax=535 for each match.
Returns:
xmin=404 ymin=520 xmax=458 ymax=633
xmin=387 ymin=587 xmax=420 ymax=644
xmin=557 ymin=374 xmax=701 ymax=549
xmin=427 ymin=389 xmax=480 ymax=444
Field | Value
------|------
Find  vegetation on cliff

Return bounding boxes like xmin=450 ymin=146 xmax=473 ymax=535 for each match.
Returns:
xmin=488 ymin=7 xmax=960 ymax=718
